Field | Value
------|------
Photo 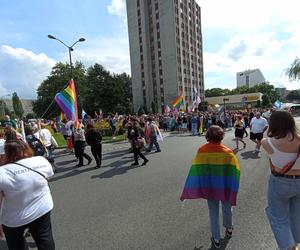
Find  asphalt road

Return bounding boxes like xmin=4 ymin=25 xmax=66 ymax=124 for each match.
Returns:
xmin=2 ymin=117 xmax=300 ymax=250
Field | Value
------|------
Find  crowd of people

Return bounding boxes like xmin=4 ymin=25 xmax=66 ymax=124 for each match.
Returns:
xmin=0 ymin=108 xmax=299 ymax=250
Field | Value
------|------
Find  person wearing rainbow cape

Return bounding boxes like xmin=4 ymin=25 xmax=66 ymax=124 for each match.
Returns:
xmin=180 ymin=125 xmax=240 ymax=249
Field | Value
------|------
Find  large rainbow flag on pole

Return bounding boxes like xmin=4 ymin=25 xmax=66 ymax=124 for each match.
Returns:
xmin=55 ymin=79 xmax=79 ymax=128
xmin=172 ymin=93 xmax=184 ymax=110
xmin=180 ymin=143 xmax=240 ymax=206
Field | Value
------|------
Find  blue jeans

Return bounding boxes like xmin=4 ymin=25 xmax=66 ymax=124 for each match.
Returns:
xmin=207 ymin=199 xmax=233 ymax=241
xmin=266 ymin=175 xmax=300 ymax=250
xmin=191 ymin=123 xmax=197 ymax=135
xmin=147 ymin=136 xmax=160 ymax=152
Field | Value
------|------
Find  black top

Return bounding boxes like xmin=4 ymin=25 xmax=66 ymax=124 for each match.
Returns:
xmin=85 ymin=128 xmax=102 ymax=146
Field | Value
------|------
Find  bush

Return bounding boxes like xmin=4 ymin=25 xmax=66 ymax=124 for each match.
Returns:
xmin=93 ymin=120 xmax=113 ymax=136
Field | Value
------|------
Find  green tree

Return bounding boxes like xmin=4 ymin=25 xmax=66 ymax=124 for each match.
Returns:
xmin=285 ymin=57 xmax=300 ymax=81
xmin=33 ymin=62 xmax=86 ymax=118
xmin=83 ymin=64 xmax=132 ymax=115
xmin=151 ymin=99 xmax=158 ymax=113
xmin=12 ymin=92 xmax=24 ymax=118
xmin=286 ymin=90 xmax=300 ymax=101
xmin=138 ymin=106 xmax=145 ymax=115
xmin=262 ymin=94 xmax=270 ymax=107
xmin=205 ymin=88 xmax=225 ymax=97
xmin=231 ymin=85 xmax=251 ymax=95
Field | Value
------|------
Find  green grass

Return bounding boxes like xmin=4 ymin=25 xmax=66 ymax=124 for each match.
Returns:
xmin=102 ymin=134 xmax=126 ymax=144
xmin=53 ymin=133 xmax=66 ymax=147
xmin=53 ymin=133 xmax=126 ymax=147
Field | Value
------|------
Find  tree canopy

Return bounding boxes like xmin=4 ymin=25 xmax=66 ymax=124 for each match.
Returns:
xmin=33 ymin=62 xmax=132 ymax=118
xmin=285 ymin=57 xmax=300 ymax=81
xmin=12 ymin=92 xmax=24 ymax=118
xmin=205 ymin=82 xmax=280 ymax=106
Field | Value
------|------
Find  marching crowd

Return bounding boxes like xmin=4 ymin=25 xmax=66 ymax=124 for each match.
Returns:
xmin=0 ymin=108 xmax=299 ymax=250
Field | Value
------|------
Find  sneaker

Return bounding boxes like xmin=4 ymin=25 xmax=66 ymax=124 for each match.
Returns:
xmin=87 ymin=159 xmax=92 ymax=165
xmin=131 ymin=162 xmax=139 ymax=166
xmin=141 ymin=159 xmax=149 ymax=166
xmin=94 ymin=165 xmax=101 ymax=169
xmin=211 ymin=236 xmax=221 ymax=249
xmin=225 ymin=228 xmax=233 ymax=238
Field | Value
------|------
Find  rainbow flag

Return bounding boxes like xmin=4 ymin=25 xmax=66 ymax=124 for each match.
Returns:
xmin=172 ymin=94 xmax=184 ymax=110
xmin=180 ymin=143 xmax=240 ymax=206
xmin=57 ymin=112 xmax=64 ymax=122
xmin=55 ymin=79 xmax=79 ymax=128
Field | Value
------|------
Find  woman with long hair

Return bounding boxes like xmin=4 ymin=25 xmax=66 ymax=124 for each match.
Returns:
xmin=0 ymin=140 xmax=55 ymax=249
xmin=261 ymin=111 xmax=300 ymax=250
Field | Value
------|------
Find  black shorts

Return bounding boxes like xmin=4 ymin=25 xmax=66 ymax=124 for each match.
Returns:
xmin=250 ymin=132 xmax=263 ymax=141
xmin=235 ymin=129 xmax=244 ymax=138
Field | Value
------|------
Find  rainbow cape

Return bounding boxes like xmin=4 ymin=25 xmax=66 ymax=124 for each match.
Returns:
xmin=180 ymin=143 xmax=240 ymax=206
xmin=55 ymin=79 xmax=79 ymax=128
xmin=172 ymin=94 xmax=184 ymax=110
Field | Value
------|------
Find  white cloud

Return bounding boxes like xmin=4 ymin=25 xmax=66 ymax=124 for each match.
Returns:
xmin=68 ymin=36 xmax=130 ymax=75
xmin=0 ymin=45 xmax=55 ymax=98
xmin=107 ymin=0 xmax=127 ymax=23
xmin=195 ymin=0 xmax=300 ymax=90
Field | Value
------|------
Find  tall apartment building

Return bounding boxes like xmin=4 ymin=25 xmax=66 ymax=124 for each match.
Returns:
xmin=237 ymin=69 xmax=266 ymax=88
xmin=126 ymin=0 xmax=204 ymax=112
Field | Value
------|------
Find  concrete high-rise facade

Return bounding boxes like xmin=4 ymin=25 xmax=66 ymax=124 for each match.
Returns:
xmin=126 ymin=0 xmax=204 ymax=112
xmin=237 ymin=69 xmax=266 ymax=88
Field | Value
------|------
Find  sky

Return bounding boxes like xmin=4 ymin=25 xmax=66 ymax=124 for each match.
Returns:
xmin=0 ymin=0 xmax=300 ymax=99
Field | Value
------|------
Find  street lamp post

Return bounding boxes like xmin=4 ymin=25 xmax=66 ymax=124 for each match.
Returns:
xmin=48 ymin=35 xmax=85 ymax=78
xmin=0 ymin=94 xmax=11 ymax=118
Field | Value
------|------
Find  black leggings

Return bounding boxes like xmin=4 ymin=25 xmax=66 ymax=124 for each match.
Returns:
xmin=3 ymin=211 xmax=55 ymax=250
xmin=91 ymin=144 xmax=102 ymax=167
xmin=133 ymin=146 xmax=147 ymax=163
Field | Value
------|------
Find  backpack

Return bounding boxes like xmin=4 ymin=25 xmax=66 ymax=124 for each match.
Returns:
xmin=26 ymin=135 xmax=46 ymax=156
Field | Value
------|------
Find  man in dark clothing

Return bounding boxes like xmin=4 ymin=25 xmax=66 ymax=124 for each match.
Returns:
xmin=85 ymin=124 xmax=102 ymax=169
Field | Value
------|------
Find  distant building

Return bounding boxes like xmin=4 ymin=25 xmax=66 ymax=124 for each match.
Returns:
xmin=275 ymin=87 xmax=287 ymax=98
xmin=205 ymin=92 xmax=263 ymax=108
xmin=237 ymin=69 xmax=265 ymax=88
xmin=126 ymin=0 xmax=204 ymax=112
xmin=2 ymin=99 xmax=34 ymax=116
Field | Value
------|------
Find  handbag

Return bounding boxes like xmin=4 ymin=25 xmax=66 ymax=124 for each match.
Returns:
xmin=137 ymin=137 xmax=146 ymax=149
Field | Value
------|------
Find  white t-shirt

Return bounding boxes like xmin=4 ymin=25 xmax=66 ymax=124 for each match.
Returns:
xmin=0 ymin=156 xmax=54 ymax=227
xmin=35 ymin=128 xmax=52 ymax=147
xmin=0 ymin=139 xmax=5 ymax=155
xmin=250 ymin=117 xmax=268 ymax=134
